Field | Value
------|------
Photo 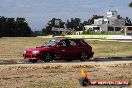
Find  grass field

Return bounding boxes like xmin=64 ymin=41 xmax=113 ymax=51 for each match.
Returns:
xmin=0 ymin=37 xmax=49 ymax=60
xmin=0 ymin=37 xmax=132 ymax=88
xmin=0 ymin=37 xmax=132 ymax=60
xmin=0 ymin=62 xmax=132 ymax=88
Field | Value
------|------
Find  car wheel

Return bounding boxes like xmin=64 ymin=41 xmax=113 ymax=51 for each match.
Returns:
xmin=43 ymin=52 xmax=53 ymax=62
xmin=80 ymin=52 xmax=88 ymax=61
xmin=29 ymin=59 xmax=38 ymax=63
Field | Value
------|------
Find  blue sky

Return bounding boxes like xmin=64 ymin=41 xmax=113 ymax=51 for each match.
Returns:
xmin=0 ymin=0 xmax=131 ymax=31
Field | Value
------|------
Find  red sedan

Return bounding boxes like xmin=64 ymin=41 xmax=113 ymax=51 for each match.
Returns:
xmin=23 ymin=38 xmax=94 ymax=63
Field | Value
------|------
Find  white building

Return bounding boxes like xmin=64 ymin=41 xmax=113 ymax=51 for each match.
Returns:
xmin=84 ymin=10 xmax=126 ymax=33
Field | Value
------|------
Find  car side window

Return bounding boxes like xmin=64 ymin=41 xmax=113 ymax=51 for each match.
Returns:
xmin=69 ymin=40 xmax=77 ymax=46
xmin=59 ymin=40 xmax=68 ymax=47
xmin=79 ymin=40 xmax=87 ymax=46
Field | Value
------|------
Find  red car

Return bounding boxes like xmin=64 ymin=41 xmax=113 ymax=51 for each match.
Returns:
xmin=23 ymin=38 xmax=94 ymax=62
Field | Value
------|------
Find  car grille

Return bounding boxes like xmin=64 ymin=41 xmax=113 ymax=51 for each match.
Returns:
xmin=25 ymin=55 xmax=37 ymax=58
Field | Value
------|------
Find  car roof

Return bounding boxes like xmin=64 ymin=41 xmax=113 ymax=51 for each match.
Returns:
xmin=53 ymin=38 xmax=84 ymax=41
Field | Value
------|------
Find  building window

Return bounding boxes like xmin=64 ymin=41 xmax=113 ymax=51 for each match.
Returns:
xmin=108 ymin=27 xmax=114 ymax=31
xmin=108 ymin=21 xmax=109 ymax=24
xmin=115 ymin=27 xmax=121 ymax=31
xmin=93 ymin=27 xmax=100 ymax=30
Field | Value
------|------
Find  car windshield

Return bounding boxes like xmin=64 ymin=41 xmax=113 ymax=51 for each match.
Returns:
xmin=43 ymin=39 xmax=59 ymax=47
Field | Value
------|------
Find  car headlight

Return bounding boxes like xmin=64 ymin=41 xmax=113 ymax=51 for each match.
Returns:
xmin=24 ymin=51 xmax=26 ymax=54
xmin=32 ymin=51 xmax=40 ymax=54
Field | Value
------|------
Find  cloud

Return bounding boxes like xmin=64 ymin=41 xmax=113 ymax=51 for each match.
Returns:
xmin=0 ymin=0 xmax=131 ymax=30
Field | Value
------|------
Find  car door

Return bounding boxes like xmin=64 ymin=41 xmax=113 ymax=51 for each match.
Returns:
xmin=68 ymin=39 xmax=81 ymax=59
xmin=54 ymin=39 xmax=72 ymax=60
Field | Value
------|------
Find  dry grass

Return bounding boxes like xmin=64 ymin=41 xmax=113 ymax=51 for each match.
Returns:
xmin=0 ymin=62 xmax=132 ymax=88
xmin=87 ymin=40 xmax=132 ymax=58
xmin=0 ymin=37 xmax=49 ymax=60
xmin=0 ymin=37 xmax=132 ymax=60
xmin=0 ymin=37 xmax=132 ymax=88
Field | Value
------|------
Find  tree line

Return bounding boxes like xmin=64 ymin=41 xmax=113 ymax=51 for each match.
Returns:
xmin=0 ymin=13 xmax=132 ymax=37
xmin=0 ymin=16 xmax=32 ymax=37
xmin=42 ymin=15 xmax=132 ymax=35
xmin=42 ymin=2 xmax=132 ymax=35
xmin=129 ymin=2 xmax=132 ymax=7
xmin=0 ymin=2 xmax=131 ymax=37
xmin=42 ymin=15 xmax=104 ymax=35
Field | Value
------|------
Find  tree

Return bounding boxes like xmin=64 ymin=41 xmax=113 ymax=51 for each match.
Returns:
xmin=0 ymin=16 xmax=7 ymax=36
xmin=89 ymin=15 xmax=104 ymax=24
xmin=117 ymin=15 xmax=122 ymax=19
xmin=83 ymin=20 xmax=91 ymax=25
xmin=83 ymin=15 xmax=104 ymax=26
xmin=65 ymin=18 xmax=83 ymax=31
xmin=0 ymin=16 xmax=32 ymax=37
xmin=129 ymin=2 xmax=132 ymax=7
xmin=6 ymin=18 xmax=15 ymax=36
xmin=125 ymin=17 xmax=132 ymax=26
xmin=42 ymin=18 xmax=65 ymax=35
xmin=14 ymin=17 xmax=32 ymax=37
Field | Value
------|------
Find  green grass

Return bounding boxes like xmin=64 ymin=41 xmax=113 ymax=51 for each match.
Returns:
xmin=0 ymin=37 xmax=132 ymax=60
xmin=87 ymin=40 xmax=132 ymax=58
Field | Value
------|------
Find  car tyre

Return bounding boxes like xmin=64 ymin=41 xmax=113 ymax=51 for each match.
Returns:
xmin=43 ymin=52 xmax=53 ymax=62
xmin=80 ymin=52 xmax=88 ymax=61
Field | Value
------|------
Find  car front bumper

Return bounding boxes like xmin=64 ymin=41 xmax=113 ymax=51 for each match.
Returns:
xmin=23 ymin=54 xmax=41 ymax=60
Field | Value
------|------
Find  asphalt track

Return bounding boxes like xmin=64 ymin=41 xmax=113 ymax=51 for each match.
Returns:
xmin=0 ymin=57 xmax=132 ymax=65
